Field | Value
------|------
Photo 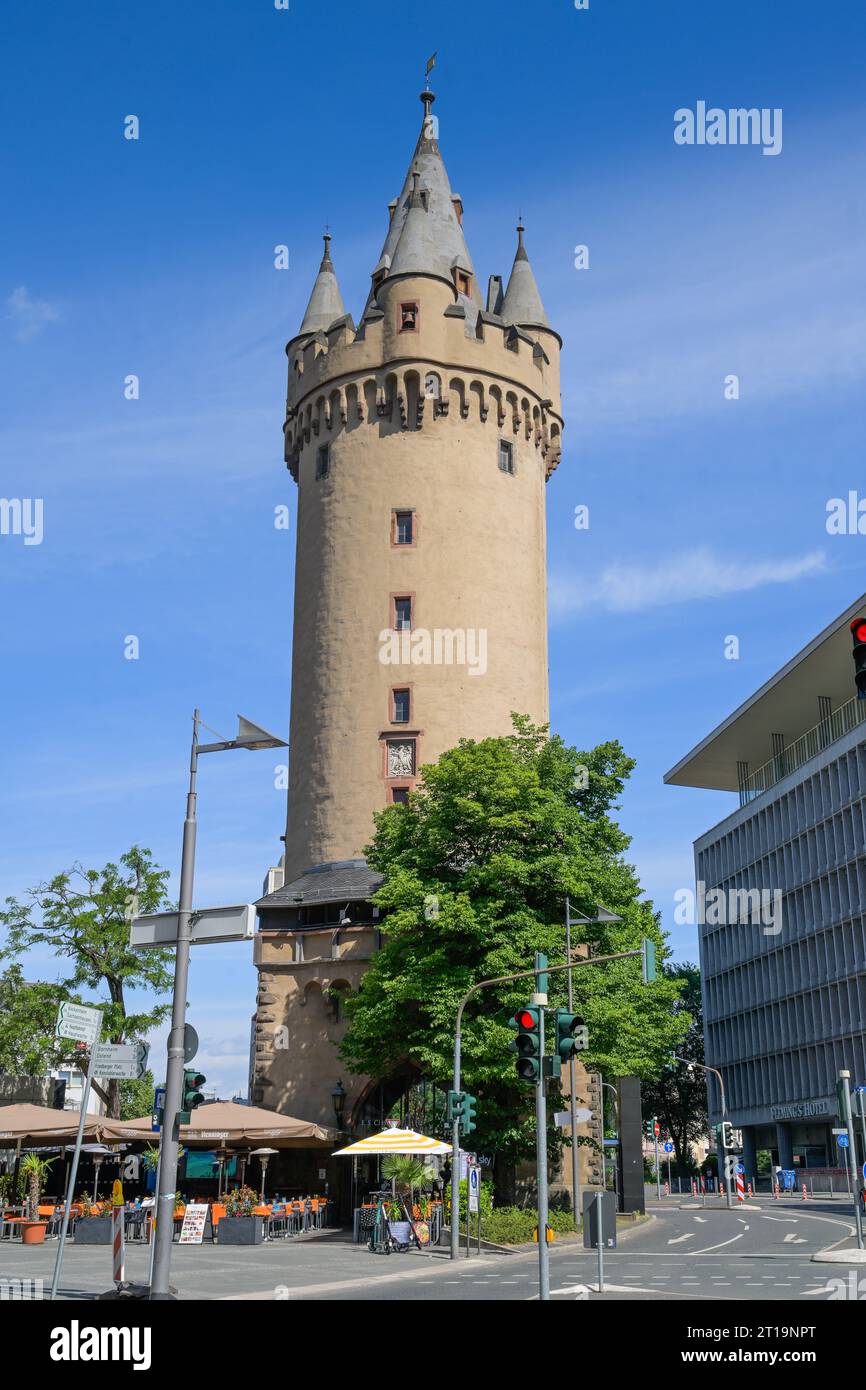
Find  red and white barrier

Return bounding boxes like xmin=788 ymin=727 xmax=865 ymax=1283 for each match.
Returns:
xmin=663 ymin=1181 xmax=669 ymax=1197
xmin=773 ymin=1181 xmax=780 ymax=1200
xmin=111 ymin=1179 xmax=125 ymax=1289
xmin=802 ymin=1183 xmax=808 ymax=1201
xmin=692 ymin=1179 xmax=698 ymax=1196
xmin=746 ymin=1183 xmax=752 ymax=1199
xmin=735 ymin=1171 xmax=745 ymax=1202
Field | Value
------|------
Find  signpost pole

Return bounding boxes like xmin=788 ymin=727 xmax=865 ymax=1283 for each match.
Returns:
xmin=595 ymin=1190 xmax=604 ymax=1293
xmin=654 ymin=1124 xmax=661 ymax=1200
xmin=565 ymin=897 xmax=581 ymax=1226
xmin=838 ymin=1071 xmax=864 ymax=1250
xmin=49 ymin=1010 xmax=102 ymax=1301
xmin=535 ymin=965 xmax=550 ymax=1303
xmin=151 ymin=710 xmax=200 ymax=1299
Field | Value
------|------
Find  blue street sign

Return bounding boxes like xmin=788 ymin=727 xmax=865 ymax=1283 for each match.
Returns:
xmin=736 ymin=1162 xmax=745 ymax=1175
xmin=152 ymin=1085 xmax=165 ymax=1131
xmin=663 ymin=1142 xmax=674 ymax=1153
xmin=837 ymin=1133 xmax=849 ymax=1149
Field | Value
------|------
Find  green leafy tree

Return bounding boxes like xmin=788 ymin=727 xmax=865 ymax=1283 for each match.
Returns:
xmin=639 ymin=962 xmax=707 ymax=1174
xmin=118 ymin=1069 xmax=159 ymax=1121
xmin=0 ymin=847 xmax=173 ymax=1116
xmin=0 ymin=964 xmax=65 ymax=1075
xmin=341 ymin=718 xmax=690 ymax=1199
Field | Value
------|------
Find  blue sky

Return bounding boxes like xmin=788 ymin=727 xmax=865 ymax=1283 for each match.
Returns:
xmin=2 ymin=1 xmax=865 ymax=1096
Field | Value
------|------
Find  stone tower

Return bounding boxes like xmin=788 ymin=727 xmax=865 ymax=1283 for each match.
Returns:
xmin=252 ymin=89 xmax=565 ymax=1137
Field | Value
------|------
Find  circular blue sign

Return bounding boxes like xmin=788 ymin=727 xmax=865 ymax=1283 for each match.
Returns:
xmin=663 ymin=1142 xmax=674 ymax=1153
xmin=837 ymin=1133 xmax=849 ymax=1148
xmin=736 ymin=1163 xmax=745 ymax=1175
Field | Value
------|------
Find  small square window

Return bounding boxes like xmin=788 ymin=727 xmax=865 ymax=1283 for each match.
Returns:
xmin=393 ymin=688 xmax=410 ymax=723
xmin=456 ymin=271 xmax=471 ymax=296
xmin=394 ymin=596 xmax=412 ymax=630
xmin=391 ymin=786 xmax=410 ymax=806
xmin=498 ymin=440 xmax=515 ymax=474
xmin=400 ymin=302 xmax=419 ymax=332
xmin=315 ymin=444 xmax=330 ymax=480
xmin=394 ymin=510 xmax=414 ymax=545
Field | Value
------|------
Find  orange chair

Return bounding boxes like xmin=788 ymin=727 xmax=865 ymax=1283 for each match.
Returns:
xmin=211 ymin=1203 xmax=226 ymax=1228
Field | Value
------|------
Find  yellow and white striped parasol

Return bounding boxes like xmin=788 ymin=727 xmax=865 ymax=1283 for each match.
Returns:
xmin=332 ymin=1126 xmax=451 ymax=1156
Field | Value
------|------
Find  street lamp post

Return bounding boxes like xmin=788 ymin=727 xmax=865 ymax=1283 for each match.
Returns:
xmin=673 ymin=1055 xmax=733 ymax=1210
xmin=149 ymin=711 xmax=287 ymax=1300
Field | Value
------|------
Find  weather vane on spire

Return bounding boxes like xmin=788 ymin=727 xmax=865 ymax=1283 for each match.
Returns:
xmin=425 ymin=52 xmax=436 ymax=91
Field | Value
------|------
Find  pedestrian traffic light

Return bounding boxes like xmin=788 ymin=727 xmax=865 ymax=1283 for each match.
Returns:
xmin=645 ymin=1119 xmax=655 ymax=1139
xmin=446 ymin=1089 xmax=466 ymax=1125
xmin=554 ymin=1009 xmax=588 ymax=1060
xmin=509 ymin=1006 xmax=542 ymax=1082
xmin=180 ymin=1069 xmax=206 ymax=1124
xmin=462 ymin=1092 xmax=477 ymax=1136
xmin=641 ymin=937 xmax=657 ymax=983
xmin=851 ymin=618 xmax=866 ymax=699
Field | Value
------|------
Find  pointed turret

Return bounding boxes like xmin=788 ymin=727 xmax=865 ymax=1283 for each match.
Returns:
xmin=362 ymin=91 xmax=482 ymax=317
xmin=500 ymin=222 xmax=550 ymax=330
xmin=298 ymin=233 xmax=347 ymax=336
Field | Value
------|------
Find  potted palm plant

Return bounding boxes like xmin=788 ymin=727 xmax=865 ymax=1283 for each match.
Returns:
xmin=19 ymin=1154 xmax=55 ymax=1244
xmin=217 ymin=1185 xmax=264 ymax=1245
xmin=381 ymin=1156 xmax=434 ymax=1245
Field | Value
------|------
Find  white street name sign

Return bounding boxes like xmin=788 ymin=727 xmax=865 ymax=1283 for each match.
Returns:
xmin=92 ymin=1041 xmax=150 ymax=1080
xmin=55 ymin=1002 xmax=101 ymax=1044
xmin=129 ymin=903 xmax=256 ymax=950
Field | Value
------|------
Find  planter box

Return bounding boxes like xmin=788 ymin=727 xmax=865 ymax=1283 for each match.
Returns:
xmin=217 ymin=1215 xmax=263 ymax=1246
xmin=73 ymin=1215 xmax=113 ymax=1245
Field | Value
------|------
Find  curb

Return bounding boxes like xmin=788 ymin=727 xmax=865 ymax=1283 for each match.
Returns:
xmin=811 ymin=1248 xmax=866 ymax=1264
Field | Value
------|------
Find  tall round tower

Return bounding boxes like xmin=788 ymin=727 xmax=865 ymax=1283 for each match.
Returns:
xmin=252 ymin=90 xmax=564 ymax=1136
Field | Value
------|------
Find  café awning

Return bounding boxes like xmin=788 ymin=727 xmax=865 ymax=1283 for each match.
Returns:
xmin=0 ymin=1103 xmax=109 ymax=1148
xmin=104 ymin=1100 xmax=336 ymax=1148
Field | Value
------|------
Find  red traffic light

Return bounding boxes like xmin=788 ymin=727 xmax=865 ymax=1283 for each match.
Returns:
xmin=514 ymin=1008 xmax=538 ymax=1030
xmin=851 ymin=618 xmax=866 ymax=645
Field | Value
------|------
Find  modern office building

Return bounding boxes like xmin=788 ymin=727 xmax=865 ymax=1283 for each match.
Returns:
xmin=665 ymin=595 xmax=866 ymax=1177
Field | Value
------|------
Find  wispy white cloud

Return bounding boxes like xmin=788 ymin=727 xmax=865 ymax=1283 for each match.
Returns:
xmin=550 ymin=547 xmax=827 ymax=617
xmin=5 ymin=285 xmax=62 ymax=340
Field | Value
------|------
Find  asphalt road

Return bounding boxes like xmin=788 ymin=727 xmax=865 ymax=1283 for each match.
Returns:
xmin=2 ymin=1196 xmax=862 ymax=1301
xmin=283 ymin=1197 xmax=865 ymax=1301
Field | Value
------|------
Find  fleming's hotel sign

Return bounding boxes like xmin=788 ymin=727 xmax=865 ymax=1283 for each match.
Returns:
xmin=769 ymin=1099 xmax=831 ymax=1121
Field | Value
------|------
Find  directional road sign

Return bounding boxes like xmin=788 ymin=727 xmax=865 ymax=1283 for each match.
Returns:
xmin=92 ymin=1041 xmax=150 ymax=1080
xmin=837 ymin=1133 xmax=850 ymax=1149
xmin=663 ymin=1141 xmax=674 ymax=1153
xmin=55 ymin=1001 xmax=101 ymax=1044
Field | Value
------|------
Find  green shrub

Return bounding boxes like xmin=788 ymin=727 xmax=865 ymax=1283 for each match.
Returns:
xmin=460 ymin=1204 xmax=578 ymax=1245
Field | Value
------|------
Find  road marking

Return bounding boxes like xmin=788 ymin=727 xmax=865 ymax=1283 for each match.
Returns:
xmin=759 ymin=1215 xmax=799 ymax=1223
xmin=783 ymin=1233 xmax=807 ymax=1244
xmin=667 ymin=1233 xmax=694 ymax=1245
xmin=692 ymin=1232 xmax=744 ymax=1254
xmin=694 ymin=1216 xmax=707 ymax=1223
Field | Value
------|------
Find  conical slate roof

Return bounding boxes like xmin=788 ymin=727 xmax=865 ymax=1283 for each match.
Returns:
xmin=363 ymin=91 xmax=482 ymax=313
xmin=500 ymin=222 xmax=549 ymax=329
xmin=298 ymin=233 xmax=347 ymax=336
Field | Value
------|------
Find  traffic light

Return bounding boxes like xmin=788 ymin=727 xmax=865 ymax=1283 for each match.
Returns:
xmin=509 ymin=1006 xmax=542 ymax=1083
xmin=446 ymin=1089 xmax=466 ymax=1125
xmin=554 ymin=1009 xmax=588 ymax=1061
xmin=851 ymin=618 xmax=866 ymax=700
xmin=720 ymin=1120 xmax=735 ymax=1150
xmin=180 ymin=1069 xmax=206 ymax=1124
xmin=446 ymin=1090 xmax=477 ymax=1135
xmin=462 ymin=1092 xmax=477 ymax=1136
xmin=641 ymin=937 xmax=657 ymax=983
xmin=645 ymin=1119 xmax=654 ymax=1139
